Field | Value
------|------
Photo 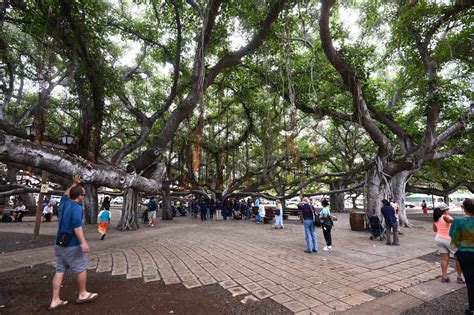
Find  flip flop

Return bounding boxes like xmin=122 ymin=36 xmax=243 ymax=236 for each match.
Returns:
xmin=48 ymin=300 xmax=68 ymax=311
xmin=75 ymin=292 xmax=99 ymax=304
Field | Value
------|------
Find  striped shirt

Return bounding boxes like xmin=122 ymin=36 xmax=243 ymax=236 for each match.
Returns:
xmin=449 ymin=216 xmax=474 ymax=252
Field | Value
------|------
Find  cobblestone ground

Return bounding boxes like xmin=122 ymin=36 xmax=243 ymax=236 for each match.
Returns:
xmin=29 ymin=214 xmax=445 ymax=314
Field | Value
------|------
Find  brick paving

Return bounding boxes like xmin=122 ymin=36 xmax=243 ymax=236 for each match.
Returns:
xmin=0 ymin=214 xmax=450 ymax=313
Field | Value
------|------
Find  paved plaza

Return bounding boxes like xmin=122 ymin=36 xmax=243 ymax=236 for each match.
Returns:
xmin=0 ymin=213 xmax=463 ymax=314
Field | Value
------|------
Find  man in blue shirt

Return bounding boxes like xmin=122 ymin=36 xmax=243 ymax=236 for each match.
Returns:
xmin=49 ymin=175 xmax=98 ymax=311
xmin=298 ymin=197 xmax=318 ymax=253
xmin=381 ymin=199 xmax=400 ymax=246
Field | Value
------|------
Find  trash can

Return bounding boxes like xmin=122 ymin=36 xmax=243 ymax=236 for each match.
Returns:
xmin=350 ymin=211 xmax=365 ymax=231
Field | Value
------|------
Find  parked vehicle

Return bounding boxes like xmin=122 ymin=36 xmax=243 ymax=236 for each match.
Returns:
xmin=111 ymin=196 xmax=123 ymax=204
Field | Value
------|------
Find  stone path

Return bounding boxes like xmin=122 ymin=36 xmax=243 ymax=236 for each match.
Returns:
xmin=0 ymin=214 xmax=452 ymax=314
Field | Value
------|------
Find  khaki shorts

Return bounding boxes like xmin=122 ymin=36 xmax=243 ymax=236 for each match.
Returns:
xmin=55 ymin=245 xmax=88 ymax=273
xmin=148 ymin=211 xmax=157 ymax=220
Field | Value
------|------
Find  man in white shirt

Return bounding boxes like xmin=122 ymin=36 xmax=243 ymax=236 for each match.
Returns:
xmin=12 ymin=202 xmax=27 ymax=222
xmin=43 ymin=203 xmax=54 ymax=222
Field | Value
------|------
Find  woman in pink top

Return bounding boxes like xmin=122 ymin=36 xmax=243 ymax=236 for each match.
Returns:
xmin=433 ymin=203 xmax=464 ymax=283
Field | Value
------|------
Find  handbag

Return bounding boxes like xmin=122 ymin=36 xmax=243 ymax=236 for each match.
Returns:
xmin=314 ymin=213 xmax=322 ymax=227
xmin=55 ymin=206 xmax=72 ymax=247
xmin=323 ymin=215 xmax=334 ymax=228
xmin=56 ymin=232 xmax=72 ymax=247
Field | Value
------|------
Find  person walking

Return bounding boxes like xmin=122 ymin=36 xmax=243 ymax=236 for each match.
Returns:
xmin=97 ymin=207 xmax=111 ymax=240
xmin=257 ymin=202 xmax=266 ymax=224
xmin=209 ymin=198 xmax=215 ymax=220
xmin=433 ymin=203 xmax=464 ymax=283
xmin=215 ymin=198 xmax=222 ymax=221
xmin=147 ymin=197 xmax=158 ymax=227
xmin=298 ymin=197 xmax=317 ymax=253
xmin=49 ymin=175 xmax=98 ymax=311
xmin=421 ymin=200 xmax=428 ymax=215
xmin=199 ymin=198 xmax=206 ymax=221
xmin=101 ymin=196 xmax=110 ymax=211
xmin=450 ymin=198 xmax=474 ymax=315
xmin=272 ymin=199 xmax=284 ymax=229
xmin=381 ymin=199 xmax=399 ymax=246
xmin=320 ymin=199 xmax=333 ymax=251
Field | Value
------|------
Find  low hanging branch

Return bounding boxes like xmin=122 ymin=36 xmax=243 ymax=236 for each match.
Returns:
xmin=0 ymin=187 xmax=64 ymax=197
xmin=227 ymin=182 xmax=365 ymax=201
xmin=0 ymin=135 xmax=165 ymax=194
xmin=406 ymin=181 xmax=473 ymax=197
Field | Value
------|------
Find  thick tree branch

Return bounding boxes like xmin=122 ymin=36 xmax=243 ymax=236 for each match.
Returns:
xmin=432 ymin=106 xmax=473 ymax=148
xmin=319 ymin=0 xmax=392 ymax=157
xmin=150 ymin=0 xmax=182 ymax=121
xmin=128 ymin=0 xmax=286 ymax=174
xmin=204 ymin=0 xmax=287 ymax=88
xmin=0 ymin=135 xmax=165 ymax=194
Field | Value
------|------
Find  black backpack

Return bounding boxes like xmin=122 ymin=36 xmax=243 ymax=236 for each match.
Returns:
xmin=148 ymin=200 xmax=157 ymax=211
xmin=1 ymin=214 xmax=12 ymax=222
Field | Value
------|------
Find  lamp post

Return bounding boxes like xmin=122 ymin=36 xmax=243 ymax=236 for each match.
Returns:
xmin=430 ymin=183 xmax=435 ymax=210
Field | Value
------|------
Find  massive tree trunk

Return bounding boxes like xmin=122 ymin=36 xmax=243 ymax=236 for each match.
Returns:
xmin=351 ymin=194 xmax=359 ymax=209
xmin=117 ymin=188 xmax=140 ymax=230
xmin=83 ymin=184 xmax=98 ymax=224
xmin=20 ymin=193 xmax=36 ymax=209
xmin=392 ymin=170 xmax=414 ymax=227
xmin=162 ymin=183 xmax=173 ymax=220
xmin=329 ymin=180 xmax=346 ymax=212
xmin=365 ymin=166 xmax=385 ymax=216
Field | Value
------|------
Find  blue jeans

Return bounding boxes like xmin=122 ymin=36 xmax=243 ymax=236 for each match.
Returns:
xmin=304 ymin=219 xmax=317 ymax=251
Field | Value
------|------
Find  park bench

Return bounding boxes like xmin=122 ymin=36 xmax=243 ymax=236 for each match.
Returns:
xmin=252 ymin=205 xmax=303 ymax=223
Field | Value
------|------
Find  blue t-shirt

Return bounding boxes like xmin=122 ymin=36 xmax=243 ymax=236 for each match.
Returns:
xmin=57 ymin=195 xmax=83 ymax=247
xmin=99 ymin=209 xmax=111 ymax=222
xmin=381 ymin=205 xmax=397 ymax=225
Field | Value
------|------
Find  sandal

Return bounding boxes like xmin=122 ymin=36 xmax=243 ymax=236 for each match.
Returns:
xmin=457 ymin=277 xmax=466 ymax=284
xmin=76 ymin=292 xmax=99 ymax=304
xmin=48 ymin=300 xmax=68 ymax=311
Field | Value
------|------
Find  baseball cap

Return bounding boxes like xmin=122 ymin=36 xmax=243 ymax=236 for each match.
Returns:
xmin=437 ymin=202 xmax=450 ymax=211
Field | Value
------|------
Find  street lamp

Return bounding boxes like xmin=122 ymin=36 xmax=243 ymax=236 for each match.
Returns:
xmin=25 ymin=124 xmax=35 ymax=136
xmin=61 ymin=132 xmax=74 ymax=145
xmin=429 ymin=183 xmax=435 ymax=209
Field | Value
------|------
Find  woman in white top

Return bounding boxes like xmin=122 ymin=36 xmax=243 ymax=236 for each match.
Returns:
xmin=272 ymin=200 xmax=284 ymax=229
xmin=43 ymin=204 xmax=54 ymax=222
xmin=257 ymin=203 xmax=265 ymax=224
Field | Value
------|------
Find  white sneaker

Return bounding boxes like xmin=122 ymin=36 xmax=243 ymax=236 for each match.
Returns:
xmin=323 ymin=246 xmax=332 ymax=251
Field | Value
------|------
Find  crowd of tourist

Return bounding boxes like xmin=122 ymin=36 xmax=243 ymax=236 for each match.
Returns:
xmin=1 ymin=180 xmax=472 ymax=313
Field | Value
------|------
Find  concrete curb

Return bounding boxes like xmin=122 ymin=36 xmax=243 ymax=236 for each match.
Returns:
xmin=339 ymin=272 xmax=465 ymax=314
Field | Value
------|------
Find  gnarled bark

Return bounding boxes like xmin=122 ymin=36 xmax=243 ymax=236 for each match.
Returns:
xmin=329 ymin=180 xmax=346 ymax=213
xmin=117 ymin=188 xmax=140 ymax=231
xmin=365 ymin=165 xmax=384 ymax=216
xmin=161 ymin=183 xmax=173 ymax=220
xmin=392 ymin=170 xmax=415 ymax=227
xmin=83 ymin=184 xmax=98 ymax=224
xmin=0 ymin=135 xmax=165 ymax=195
